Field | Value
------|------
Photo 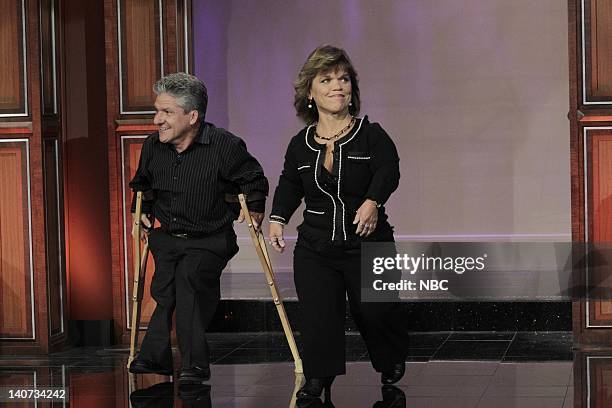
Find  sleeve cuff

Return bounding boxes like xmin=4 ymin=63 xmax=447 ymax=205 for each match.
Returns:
xmin=270 ymin=214 xmax=287 ymax=225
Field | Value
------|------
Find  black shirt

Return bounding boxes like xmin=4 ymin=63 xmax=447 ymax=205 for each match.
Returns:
xmin=270 ymin=116 xmax=399 ymax=249
xmin=130 ymin=122 xmax=268 ymax=234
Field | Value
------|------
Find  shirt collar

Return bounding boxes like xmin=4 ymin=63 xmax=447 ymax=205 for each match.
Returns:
xmin=153 ymin=122 xmax=212 ymax=146
xmin=195 ymin=122 xmax=213 ymax=145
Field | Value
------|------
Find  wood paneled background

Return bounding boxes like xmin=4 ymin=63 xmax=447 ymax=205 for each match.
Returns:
xmin=571 ymin=0 xmax=612 ymax=345
xmin=0 ymin=0 xmax=68 ymax=353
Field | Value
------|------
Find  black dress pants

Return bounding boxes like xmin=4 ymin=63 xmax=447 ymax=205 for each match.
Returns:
xmin=293 ymin=243 xmax=408 ymax=378
xmin=138 ymin=228 xmax=238 ymax=370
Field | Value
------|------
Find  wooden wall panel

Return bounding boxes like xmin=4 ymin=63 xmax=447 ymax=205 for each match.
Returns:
xmin=121 ymin=136 xmax=156 ymax=329
xmin=43 ymin=138 xmax=63 ymax=336
xmin=0 ymin=0 xmax=27 ymax=116
xmin=161 ymin=0 xmax=176 ymax=74
xmin=39 ymin=0 xmax=58 ymax=116
xmin=574 ymin=353 xmax=612 ymax=408
xmin=176 ymin=0 xmax=192 ymax=73
xmin=591 ymin=135 xmax=612 ymax=242
xmin=578 ymin=127 xmax=612 ymax=335
xmin=119 ymin=0 xmax=162 ymax=114
xmin=583 ymin=129 xmax=612 ymax=328
xmin=589 ymin=134 xmax=612 ymax=325
xmin=585 ymin=0 xmax=612 ymax=101
xmin=589 ymin=357 xmax=612 ymax=407
xmin=0 ymin=140 xmax=33 ymax=339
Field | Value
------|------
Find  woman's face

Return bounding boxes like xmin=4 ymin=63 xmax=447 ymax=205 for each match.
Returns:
xmin=309 ymin=68 xmax=352 ymax=117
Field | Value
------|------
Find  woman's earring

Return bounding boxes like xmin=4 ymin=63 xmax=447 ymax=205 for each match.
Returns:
xmin=349 ymin=101 xmax=353 ymax=106
xmin=308 ymin=98 xmax=313 ymax=109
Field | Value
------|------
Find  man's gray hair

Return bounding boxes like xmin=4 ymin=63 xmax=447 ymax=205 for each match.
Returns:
xmin=153 ymin=72 xmax=208 ymax=120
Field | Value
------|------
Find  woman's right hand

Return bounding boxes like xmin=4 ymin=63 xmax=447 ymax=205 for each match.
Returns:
xmin=268 ymin=222 xmax=286 ymax=253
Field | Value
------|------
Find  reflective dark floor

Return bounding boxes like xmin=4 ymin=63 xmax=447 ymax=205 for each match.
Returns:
xmin=0 ymin=331 xmax=591 ymax=407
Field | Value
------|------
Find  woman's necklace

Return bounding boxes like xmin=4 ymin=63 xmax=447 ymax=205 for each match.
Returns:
xmin=315 ymin=117 xmax=355 ymax=141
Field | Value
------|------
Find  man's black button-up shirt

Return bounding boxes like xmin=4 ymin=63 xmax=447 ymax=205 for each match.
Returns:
xmin=129 ymin=122 xmax=268 ymax=234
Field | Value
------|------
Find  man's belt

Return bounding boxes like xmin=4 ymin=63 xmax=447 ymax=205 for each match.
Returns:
xmin=162 ymin=224 xmax=232 ymax=239
xmin=168 ymin=232 xmax=208 ymax=239
xmin=169 ymin=232 xmax=191 ymax=239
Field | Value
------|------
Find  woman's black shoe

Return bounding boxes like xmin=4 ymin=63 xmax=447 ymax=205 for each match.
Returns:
xmin=381 ymin=362 xmax=405 ymax=385
xmin=296 ymin=376 xmax=334 ymax=401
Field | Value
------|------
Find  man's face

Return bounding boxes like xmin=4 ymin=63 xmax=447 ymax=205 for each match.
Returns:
xmin=153 ymin=92 xmax=197 ymax=146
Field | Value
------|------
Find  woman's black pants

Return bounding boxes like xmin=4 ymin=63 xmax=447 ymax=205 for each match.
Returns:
xmin=293 ymin=243 xmax=408 ymax=378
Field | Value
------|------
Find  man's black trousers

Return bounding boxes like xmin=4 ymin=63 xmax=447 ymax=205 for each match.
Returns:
xmin=293 ymin=243 xmax=408 ymax=378
xmin=138 ymin=228 xmax=238 ymax=370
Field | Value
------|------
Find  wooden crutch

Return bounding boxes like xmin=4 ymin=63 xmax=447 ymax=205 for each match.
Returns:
xmin=237 ymin=194 xmax=303 ymax=374
xmin=290 ymin=373 xmax=305 ymax=408
xmin=128 ymin=191 xmax=151 ymax=368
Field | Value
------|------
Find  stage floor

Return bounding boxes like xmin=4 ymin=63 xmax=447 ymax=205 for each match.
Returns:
xmin=0 ymin=331 xmax=576 ymax=407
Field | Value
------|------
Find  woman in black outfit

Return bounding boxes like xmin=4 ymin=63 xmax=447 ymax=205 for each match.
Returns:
xmin=269 ymin=45 xmax=408 ymax=401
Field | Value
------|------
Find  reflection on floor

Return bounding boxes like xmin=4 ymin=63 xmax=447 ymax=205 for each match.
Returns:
xmin=0 ymin=331 xmax=583 ymax=407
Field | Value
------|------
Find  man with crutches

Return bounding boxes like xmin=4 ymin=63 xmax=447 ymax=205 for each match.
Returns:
xmin=128 ymin=72 xmax=269 ymax=384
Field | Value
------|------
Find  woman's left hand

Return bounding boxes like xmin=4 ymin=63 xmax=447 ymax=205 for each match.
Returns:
xmin=353 ymin=199 xmax=379 ymax=237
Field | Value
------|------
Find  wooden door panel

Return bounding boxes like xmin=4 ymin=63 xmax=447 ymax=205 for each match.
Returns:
xmin=0 ymin=141 xmax=33 ymax=339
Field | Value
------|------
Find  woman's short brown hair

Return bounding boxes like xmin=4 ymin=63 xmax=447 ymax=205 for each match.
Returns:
xmin=293 ymin=45 xmax=360 ymax=124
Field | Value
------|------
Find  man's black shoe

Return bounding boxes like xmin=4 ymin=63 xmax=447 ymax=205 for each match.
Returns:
xmin=179 ymin=366 xmax=211 ymax=384
xmin=380 ymin=362 xmax=405 ymax=385
xmin=129 ymin=358 xmax=173 ymax=376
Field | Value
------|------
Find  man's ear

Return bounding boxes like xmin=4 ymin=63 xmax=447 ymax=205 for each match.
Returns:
xmin=190 ymin=110 xmax=199 ymax=126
